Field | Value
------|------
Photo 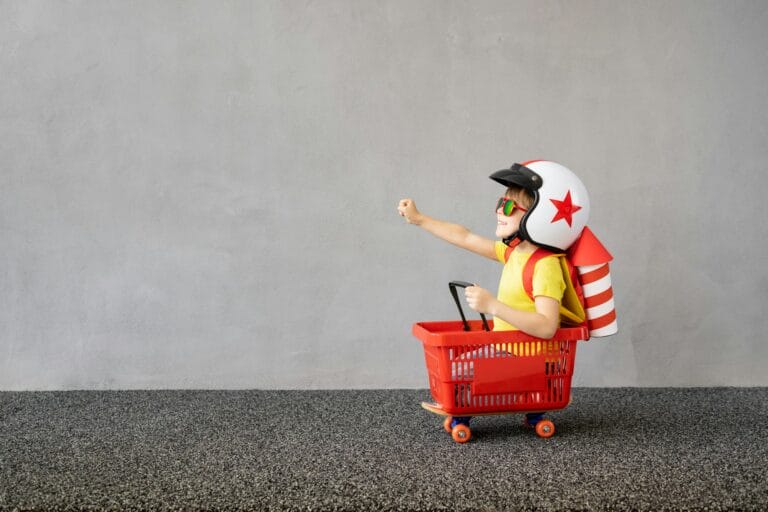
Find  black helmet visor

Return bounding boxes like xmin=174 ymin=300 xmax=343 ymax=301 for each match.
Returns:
xmin=489 ymin=163 xmax=543 ymax=191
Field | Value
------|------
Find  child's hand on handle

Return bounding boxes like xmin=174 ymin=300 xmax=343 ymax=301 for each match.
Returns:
xmin=397 ymin=198 xmax=423 ymax=226
xmin=465 ymin=286 xmax=497 ymax=316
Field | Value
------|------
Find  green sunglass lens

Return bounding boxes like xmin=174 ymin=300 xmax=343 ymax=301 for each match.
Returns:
xmin=503 ymin=200 xmax=515 ymax=216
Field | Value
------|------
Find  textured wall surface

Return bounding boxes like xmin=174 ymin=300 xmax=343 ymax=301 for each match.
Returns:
xmin=2 ymin=0 xmax=767 ymax=389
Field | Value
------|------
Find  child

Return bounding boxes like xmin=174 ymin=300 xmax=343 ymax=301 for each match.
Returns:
xmin=397 ymin=161 xmax=589 ymax=339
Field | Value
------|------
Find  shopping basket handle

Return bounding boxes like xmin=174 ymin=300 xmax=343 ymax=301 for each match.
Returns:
xmin=448 ymin=281 xmax=491 ymax=332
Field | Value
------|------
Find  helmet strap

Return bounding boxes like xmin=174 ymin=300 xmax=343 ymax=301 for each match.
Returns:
xmin=502 ymin=233 xmax=521 ymax=247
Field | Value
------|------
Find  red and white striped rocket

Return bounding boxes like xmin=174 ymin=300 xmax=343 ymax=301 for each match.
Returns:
xmin=569 ymin=227 xmax=618 ymax=337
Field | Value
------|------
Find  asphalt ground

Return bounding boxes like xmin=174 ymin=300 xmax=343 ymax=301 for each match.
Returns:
xmin=1 ymin=388 xmax=766 ymax=511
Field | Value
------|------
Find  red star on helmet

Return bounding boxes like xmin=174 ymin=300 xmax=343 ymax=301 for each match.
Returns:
xmin=550 ymin=190 xmax=582 ymax=227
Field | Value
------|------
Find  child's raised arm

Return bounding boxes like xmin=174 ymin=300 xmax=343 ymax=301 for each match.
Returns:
xmin=398 ymin=198 xmax=496 ymax=261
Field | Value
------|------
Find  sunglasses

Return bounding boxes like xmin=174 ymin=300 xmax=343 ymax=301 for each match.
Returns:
xmin=496 ymin=197 xmax=528 ymax=216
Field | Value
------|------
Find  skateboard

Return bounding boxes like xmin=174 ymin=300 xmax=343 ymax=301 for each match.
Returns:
xmin=421 ymin=401 xmax=557 ymax=443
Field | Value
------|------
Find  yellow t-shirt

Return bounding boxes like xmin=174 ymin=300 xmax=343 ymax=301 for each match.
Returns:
xmin=493 ymin=241 xmax=566 ymax=332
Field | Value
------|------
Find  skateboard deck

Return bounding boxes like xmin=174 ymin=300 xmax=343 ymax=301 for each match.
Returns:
xmin=421 ymin=400 xmax=568 ymax=417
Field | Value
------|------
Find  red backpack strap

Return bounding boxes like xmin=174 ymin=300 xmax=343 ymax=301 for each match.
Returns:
xmin=504 ymin=244 xmax=513 ymax=263
xmin=503 ymin=238 xmax=522 ymax=263
xmin=522 ymin=248 xmax=556 ymax=301
xmin=565 ymin=257 xmax=586 ymax=310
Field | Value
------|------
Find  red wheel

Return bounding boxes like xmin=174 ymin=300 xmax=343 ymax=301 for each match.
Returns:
xmin=535 ymin=419 xmax=555 ymax=438
xmin=451 ymin=423 xmax=471 ymax=443
xmin=443 ymin=417 xmax=453 ymax=433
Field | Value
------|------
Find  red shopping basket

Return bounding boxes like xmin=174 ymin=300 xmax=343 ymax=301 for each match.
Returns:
xmin=413 ymin=281 xmax=589 ymax=442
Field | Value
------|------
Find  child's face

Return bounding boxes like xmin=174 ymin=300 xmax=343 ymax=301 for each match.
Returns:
xmin=495 ymin=191 xmax=527 ymax=239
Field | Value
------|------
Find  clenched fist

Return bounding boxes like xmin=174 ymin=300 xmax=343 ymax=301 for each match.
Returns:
xmin=397 ymin=198 xmax=424 ymax=225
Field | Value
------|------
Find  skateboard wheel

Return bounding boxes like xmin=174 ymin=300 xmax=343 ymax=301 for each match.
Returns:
xmin=443 ymin=417 xmax=453 ymax=433
xmin=451 ymin=424 xmax=471 ymax=443
xmin=535 ymin=419 xmax=555 ymax=438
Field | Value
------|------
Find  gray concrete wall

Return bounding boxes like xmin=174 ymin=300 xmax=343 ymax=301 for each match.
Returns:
xmin=2 ymin=0 xmax=767 ymax=389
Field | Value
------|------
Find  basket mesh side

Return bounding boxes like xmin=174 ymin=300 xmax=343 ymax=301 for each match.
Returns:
xmin=425 ymin=339 xmax=576 ymax=414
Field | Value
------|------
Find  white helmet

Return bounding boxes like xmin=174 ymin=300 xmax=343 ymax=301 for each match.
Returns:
xmin=490 ymin=160 xmax=590 ymax=252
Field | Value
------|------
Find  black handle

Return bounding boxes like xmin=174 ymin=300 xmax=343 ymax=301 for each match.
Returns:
xmin=448 ymin=281 xmax=491 ymax=332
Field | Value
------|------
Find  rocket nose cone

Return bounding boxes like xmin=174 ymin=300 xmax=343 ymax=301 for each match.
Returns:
xmin=569 ymin=227 xmax=613 ymax=266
